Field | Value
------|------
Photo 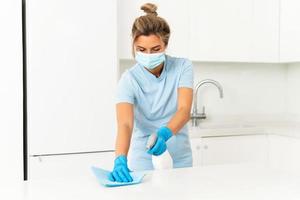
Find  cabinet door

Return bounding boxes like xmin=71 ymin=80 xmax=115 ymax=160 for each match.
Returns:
xmin=251 ymin=0 xmax=280 ymax=62
xmin=280 ymin=0 xmax=300 ymax=62
xmin=189 ymin=0 xmax=279 ymax=62
xmin=269 ymin=135 xmax=300 ymax=174
xmin=29 ymin=152 xmax=115 ymax=180
xmin=201 ymin=135 xmax=268 ymax=166
xmin=117 ymin=0 xmax=190 ymax=59
xmin=27 ymin=0 xmax=118 ymax=155
xmin=0 ymin=0 xmax=23 ymax=183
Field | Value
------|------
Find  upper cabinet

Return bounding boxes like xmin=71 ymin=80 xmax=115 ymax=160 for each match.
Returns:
xmin=189 ymin=0 xmax=279 ymax=62
xmin=118 ymin=0 xmax=281 ymax=62
xmin=119 ymin=0 xmax=300 ymax=63
xmin=189 ymin=0 xmax=252 ymax=62
xmin=280 ymin=0 xmax=300 ymax=62
xmin=117 ymin=0 xmax=137 ymax=59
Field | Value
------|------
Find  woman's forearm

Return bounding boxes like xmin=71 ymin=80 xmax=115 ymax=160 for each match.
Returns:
xmin=167 ymin=108 xmax=191 ymax=135
xmin=115 ymin=125 xmax=132 ymax=157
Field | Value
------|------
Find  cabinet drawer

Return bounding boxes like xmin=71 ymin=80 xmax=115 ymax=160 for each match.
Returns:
xmin=191 ymin=135 xmax=268 ymax=166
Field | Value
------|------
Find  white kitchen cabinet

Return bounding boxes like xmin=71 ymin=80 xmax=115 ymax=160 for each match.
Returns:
xmin=117 ymin=0 xmax=190 ymax=59
xmin=29 ymin=152 xmax=115 ymax=180
xmin=118 ymin=0 xmax=280 ymax=62
xmin=280 ymin=0 xmax=300 ymax=62
xmin=189 ymin=0 xmax=279 ymax=62
xmin=268 ymin=135 xmax=300 ymax=174
xmin=251 ymin=0 xmax=280 ymax=62
xmin=26 ymin=0 xmax=118 ymax=155
xmin=0 ymin=0 xmax=23 ymax=183
xmin=191 ymin=135 xmax=268 ymax=166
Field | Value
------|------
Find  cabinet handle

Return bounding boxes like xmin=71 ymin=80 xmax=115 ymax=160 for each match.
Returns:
xmin=204 ymin=145 xmax=208 ymax=149
xmin=196 ymin=145 xmax=201 ymax=150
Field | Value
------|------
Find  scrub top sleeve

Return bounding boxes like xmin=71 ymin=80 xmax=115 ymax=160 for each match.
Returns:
xmin=115 ymin=71 xmax=135 ymax=104
xmin=178 ymin=59 xmax=194 ymax=89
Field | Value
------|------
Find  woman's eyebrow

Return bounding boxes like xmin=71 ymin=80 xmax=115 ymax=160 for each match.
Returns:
xmin=136 ymin=45 xmax=161 ymax=49
xmin=151 ymin=45 xmax=161 ymax=49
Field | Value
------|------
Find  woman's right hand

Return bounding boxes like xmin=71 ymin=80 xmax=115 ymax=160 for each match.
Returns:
xmin=108 ymin=155 xmax=133 ymax=182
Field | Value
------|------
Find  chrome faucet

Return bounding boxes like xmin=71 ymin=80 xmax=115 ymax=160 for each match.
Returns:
xmin=191 ymin=79 xmax=224 ymax=127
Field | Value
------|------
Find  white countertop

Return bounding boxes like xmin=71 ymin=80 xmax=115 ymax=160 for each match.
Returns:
xmin=188 ymin=120 xmax=300 ymax=139
xmin=2 ymin=163 xmax=300 ymax=200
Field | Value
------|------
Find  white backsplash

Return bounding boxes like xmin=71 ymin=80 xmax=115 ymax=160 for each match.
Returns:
xmin=119 ymin=58 xmax=299 ymax=123
xmin=192 ymin=62 xmax=287 ymax=122
xmin=287 ymin=63 xmax=300 ymax=121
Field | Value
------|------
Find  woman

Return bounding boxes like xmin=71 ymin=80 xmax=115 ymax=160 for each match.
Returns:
xmin=109 ymin=3 xmax=194 ymax=183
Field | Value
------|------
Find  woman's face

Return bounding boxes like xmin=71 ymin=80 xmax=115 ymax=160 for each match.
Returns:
xmin=134 ymin=34 xmax=166 ymax=54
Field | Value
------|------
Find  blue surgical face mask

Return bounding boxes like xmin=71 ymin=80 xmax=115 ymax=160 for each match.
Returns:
xmin=135 ymin=51 xmax=166 ymax=70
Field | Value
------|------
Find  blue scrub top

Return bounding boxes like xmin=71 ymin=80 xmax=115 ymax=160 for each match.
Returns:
xmin=115 ymin=55 xmax=194 ymax=139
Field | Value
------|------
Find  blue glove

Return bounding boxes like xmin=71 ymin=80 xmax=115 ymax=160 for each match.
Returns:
xmin=147 ymin=126 xmax=173 ymax=156
xmin=108 ymin=155 xmax=133 ymax=182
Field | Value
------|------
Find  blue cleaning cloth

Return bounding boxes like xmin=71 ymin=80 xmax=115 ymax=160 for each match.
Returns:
xmin=91 ymin=166 xmax=146 ymax=187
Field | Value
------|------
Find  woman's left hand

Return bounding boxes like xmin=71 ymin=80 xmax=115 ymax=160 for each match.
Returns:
xmin=147 ymin=126 xmax=173 ymax=156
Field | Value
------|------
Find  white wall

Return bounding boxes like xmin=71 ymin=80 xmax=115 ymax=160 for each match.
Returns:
xmin=120 ymin=59 xmax=290 ymax=123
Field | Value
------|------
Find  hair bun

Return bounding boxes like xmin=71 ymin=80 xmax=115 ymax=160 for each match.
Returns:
xmin=141 ymin=3 xmax=158 ymax=16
